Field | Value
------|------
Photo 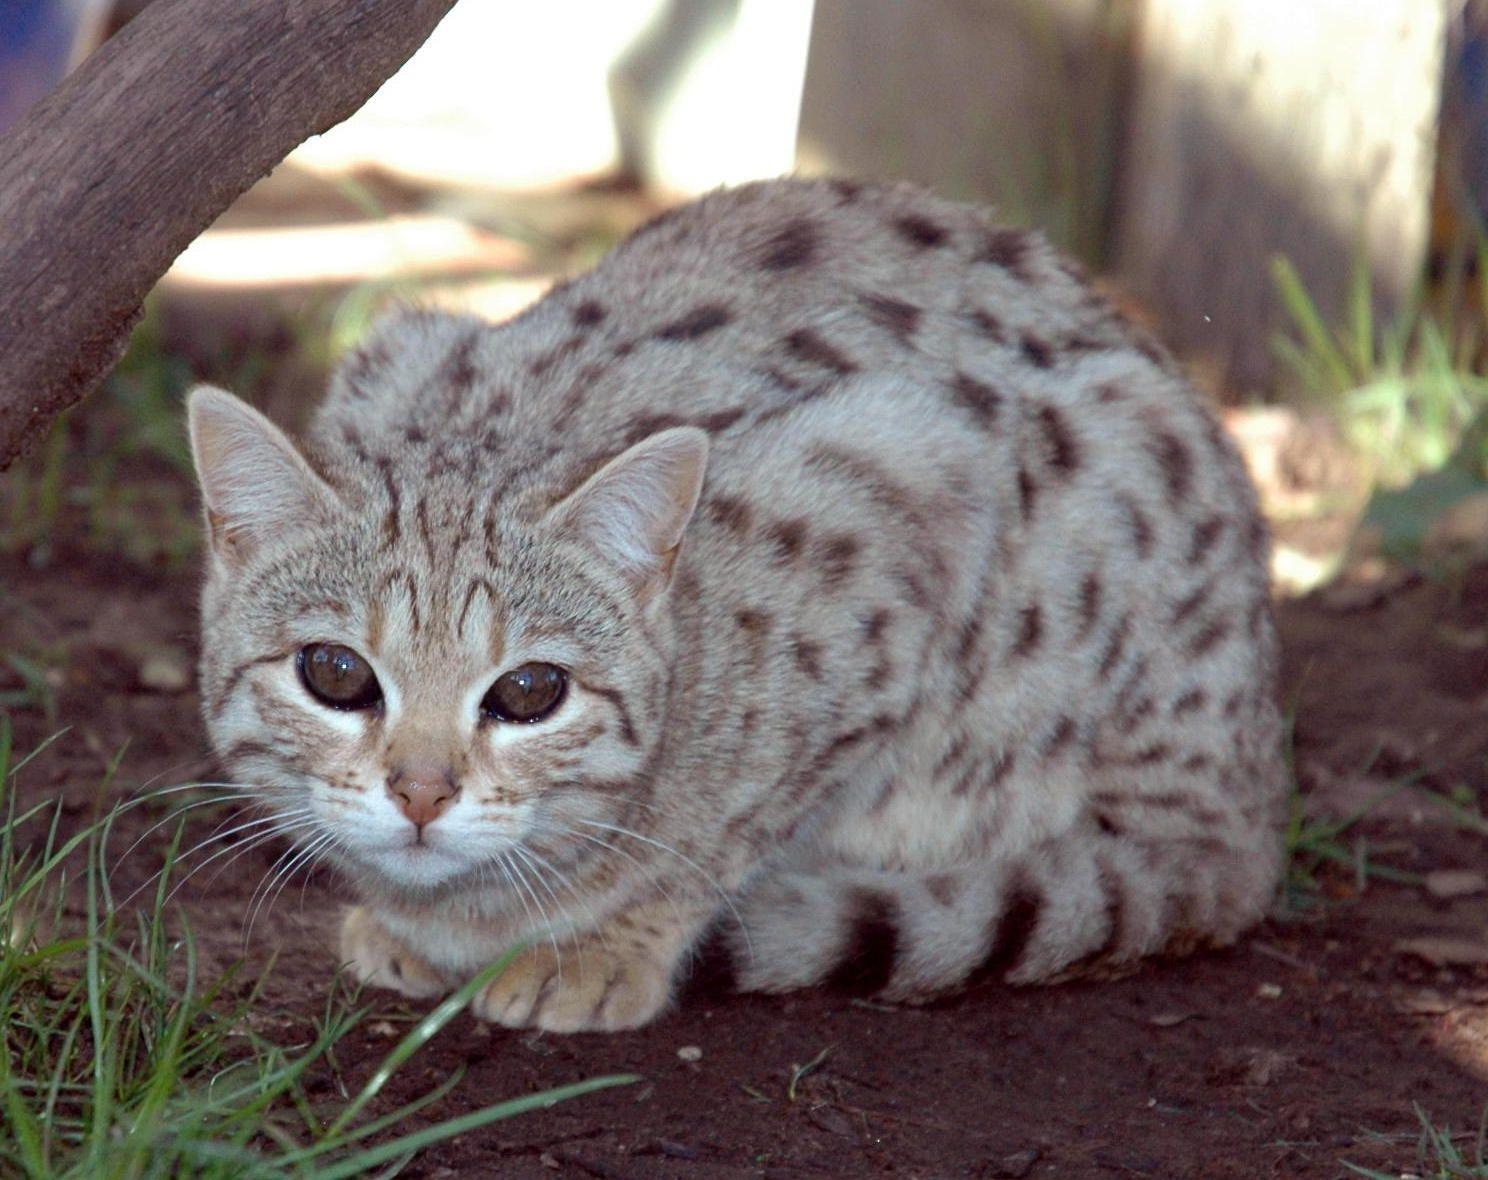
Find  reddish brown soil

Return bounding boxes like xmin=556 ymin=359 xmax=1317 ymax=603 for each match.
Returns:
xmin=4 ymin=451 xmax=1488 ymax=1180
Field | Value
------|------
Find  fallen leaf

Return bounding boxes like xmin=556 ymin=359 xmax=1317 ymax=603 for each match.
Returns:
xmin=1397 ymin=989 xmax=1455 ymax=1015
xmin=807 ymin=1105 xmax=857 ymax=1139
xmin=1424 ymin=869 xmax=1488 ymax=899
xmin=1395 ymin=936 xmax=1488 ymax=966
xmin=982 ymin=1148 xmax=1041 ymax=1178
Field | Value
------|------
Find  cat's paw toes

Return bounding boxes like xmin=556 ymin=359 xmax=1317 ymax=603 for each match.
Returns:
xmin=339 ymin=906 xmax=449 ymax=999
xmin=472 ymin=944 xmax=673 ymax=1033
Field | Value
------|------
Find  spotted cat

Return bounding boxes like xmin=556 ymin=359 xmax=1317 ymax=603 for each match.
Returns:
xmin=187 ymin=178 xmax=1287 ymax=1032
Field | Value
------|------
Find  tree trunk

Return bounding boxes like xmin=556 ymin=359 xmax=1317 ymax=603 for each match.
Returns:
xmin=0 ymin=0 xmax=460 ymax=468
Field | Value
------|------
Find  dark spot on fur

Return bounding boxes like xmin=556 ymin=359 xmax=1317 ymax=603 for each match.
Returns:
xmin=698 ymin=406 xmax=747 ymax=433
xmin=793 ymin=636 xmax=824 ymax=680
xmin=655 ymin=304 xmax=733 ymax=341
xmin=1078 ymin=572 xmax=1102 ymax=637
xmin=949 ymin=372 xmax=1002 ymax=429
xmin=967 ymin=307 xmax=1007 ymax=343
xmin=1128 ymin=744 xmax=1172 ymax=766
xmin=1021 ymin=332 xmax=1056 ymax=368
xmin=530 ymin=335 xmax=584 ymax=377
xmin=829 ymin=177 xmax=864 ymax=203
xmin=893 ymin=214 xmax=949 ymax=249
xmin=859 ymin=293 xmax=923 ymax=342
xmin=1151 ymin=430 xmax=1194 ymax=502
xmin=862 ymin=609 xmax=891 ymax=645
xmin=1036 ymin=405 xmax=1080 ymax=474
xmin=441 ymin=330 xmax=481 ymax=393
xmin=572 ymin=300 xmax=607 ymax=327
xmin=784 ymin=328 xmax=858 ymax=375
xmin=705 ymin=495 xmax=753 ymax=534
xmin=1246 ymin=513 xmax=1270 ymax=559
xmin=818 ymin=535 xmax=860 ymax=587
xmin=1119 ymin=495 xmax=1154 ymax=557
xmin=826 ymin=888 xmax=900 ymax=994
xmin=1187 ymin=516 xmax=1225 ymax=564
xmin=1044 ymin=715 xmax=1077 ymax=754
xmin=1171 ymin=581 xmax=1212 ymax=626
xmin=976 ymin=228 xmax=1036 ymax=278
xmin=622 ymin=412 xmax=688 ymax=447
xmin=1098 ymin=615 xmax=1132 ymax=679
xmin=1018 ymin=469 xmax=1038 ymax=522
xmin=981 ymin=876 xmax=1042 ymax=976
xmin=735 ymin=609 xmax=771 ymax=641
xmin=1172 ymin=688 xmax=1207 ymax=715
xmin=759 ymin=219 xmax=819 ymax=270
xmin=1012 ymin=604 xmax=1042 ymax=658
xmin=766 ymin=518 xmax=808 ymax=562
xmin=1187 ymin=618 xmax=1231 ymax=657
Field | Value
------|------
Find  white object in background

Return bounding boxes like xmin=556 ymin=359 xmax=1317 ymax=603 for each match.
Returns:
xmin=290 ymin=0 xmax=815 ymax=195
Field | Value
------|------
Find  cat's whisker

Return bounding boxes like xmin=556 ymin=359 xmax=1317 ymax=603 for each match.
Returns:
xmin=511 ymin=840 xmax=614 ymax=963
xmin=561 ymin=827 xmax=694 ymax=944
xmin=175 ymin=809 xmax=310 ymax=872
xmin=122 ymin=821 xmax=289 ymax=914
xmin=244 ymin=829 xmax=336 ymax=947
xmin=575 ymin=818 xmax=749 ymax=949
xmin=150 ymin=813 xmax=318 ymax=912
xmin=496 ymin=849 xmax=566 ymax=982
xmin=105 ymin=793 xmax=243 ymax=881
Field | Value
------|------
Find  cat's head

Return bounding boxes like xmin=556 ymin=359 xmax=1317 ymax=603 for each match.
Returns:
xmin=186 ymin=384 xmax=708 ymax=901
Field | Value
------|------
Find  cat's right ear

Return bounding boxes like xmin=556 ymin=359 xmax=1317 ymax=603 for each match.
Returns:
xmin=187 ymin=385 xmax=339 ymax=570
xmin=546 ymin=427 xmax=709 ymax=605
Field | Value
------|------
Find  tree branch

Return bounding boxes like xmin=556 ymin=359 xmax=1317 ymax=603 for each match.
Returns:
xmin=0 ymin=0 xmax=461 ymax=467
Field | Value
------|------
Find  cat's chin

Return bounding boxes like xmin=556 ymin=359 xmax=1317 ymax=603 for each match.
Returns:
xmin=349 ymin=842 xmax=481 ymax=894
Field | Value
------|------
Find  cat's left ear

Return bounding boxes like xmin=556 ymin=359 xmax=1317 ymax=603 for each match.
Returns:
xmin=187 ymin=385 xmax=341 ymax=571
xmin=548 ymin=427 xmax=709 ymax=604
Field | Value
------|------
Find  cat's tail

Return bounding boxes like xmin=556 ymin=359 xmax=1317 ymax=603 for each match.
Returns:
xmin=728 ymin=825 xmax=1280 ymax=1000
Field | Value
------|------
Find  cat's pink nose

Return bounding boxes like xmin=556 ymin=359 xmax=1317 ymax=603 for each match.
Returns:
xmin=386 ymin=768 xmax=459 ymax=828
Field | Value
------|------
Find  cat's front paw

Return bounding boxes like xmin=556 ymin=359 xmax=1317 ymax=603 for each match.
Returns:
xmin=472 ymin=942 xmax=674 ymax=1032
xmin=339 ymin=906 xmax=450 ymax=999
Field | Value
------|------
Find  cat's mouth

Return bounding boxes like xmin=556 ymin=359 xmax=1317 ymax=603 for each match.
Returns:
xmin=350 ymin=833 xmax=474 ymax=890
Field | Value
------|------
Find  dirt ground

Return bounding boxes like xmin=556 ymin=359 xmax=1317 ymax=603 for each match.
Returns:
xmin=5 ymin=181 xmax=1488 ymax=1179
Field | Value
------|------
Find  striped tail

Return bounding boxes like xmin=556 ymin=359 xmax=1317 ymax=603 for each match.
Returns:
xmin=729 ymin=826 xmax=1276 ymax=1000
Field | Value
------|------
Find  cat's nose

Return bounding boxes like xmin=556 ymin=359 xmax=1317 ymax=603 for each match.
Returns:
xmin=386 ymin=767 xmax=460 ymax=828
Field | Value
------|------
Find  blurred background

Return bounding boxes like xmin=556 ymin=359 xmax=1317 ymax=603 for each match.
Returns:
xmin=3 ymin=0 xmax=1488 ymax=588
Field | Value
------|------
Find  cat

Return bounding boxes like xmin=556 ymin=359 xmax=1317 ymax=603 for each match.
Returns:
xmin=187 ymin=177 xmax=1288 ymax=1033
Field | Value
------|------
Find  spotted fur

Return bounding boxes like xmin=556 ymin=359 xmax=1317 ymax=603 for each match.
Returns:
xmin=188 ymin=178 xmax=1287 ymax=1032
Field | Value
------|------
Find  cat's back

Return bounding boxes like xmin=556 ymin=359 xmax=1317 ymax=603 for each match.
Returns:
xmin=314 ymin=179 xmax=1164 ymax=471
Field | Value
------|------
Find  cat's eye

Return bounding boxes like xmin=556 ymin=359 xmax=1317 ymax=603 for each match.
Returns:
xmin=481 ymin=662 xmax=568 ymax=724
xmin=298 ymin=643 xmax=383 ymax=711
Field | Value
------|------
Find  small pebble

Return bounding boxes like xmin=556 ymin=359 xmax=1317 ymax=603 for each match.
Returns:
xmin=676 ymin=1044 xmax=703 ymax=1062
xmin=1255 ymin=982 xmax=1283 ymax=1000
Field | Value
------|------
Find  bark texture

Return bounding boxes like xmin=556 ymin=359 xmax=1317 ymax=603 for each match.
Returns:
xmin=0 ymin=0 xmax=461 ymax=467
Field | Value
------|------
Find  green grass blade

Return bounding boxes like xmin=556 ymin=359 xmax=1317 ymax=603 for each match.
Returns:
xmin=311 ymin=1074 xmax=641 ymax=1180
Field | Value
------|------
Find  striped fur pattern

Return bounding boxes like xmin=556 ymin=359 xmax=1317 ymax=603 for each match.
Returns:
xmin=188 ymin=178 xmax=1287 ymax=1032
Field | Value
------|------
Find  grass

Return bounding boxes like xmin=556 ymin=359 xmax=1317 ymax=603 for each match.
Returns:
xmin=1272 ymin=229 xmax=1488 ymax=569
xmin=0 ymin=721 xmax=635 ymax=1177
xmin=1282 ymin=782 xmax=1421 ymax=912
xmin=1272 ymin=244 xmax=1488 ymax=487
xmin=1346 ymin=1104 xmax=1488 ymax=1178
xmin=0 ymin=306 xmax=205 ymax=568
